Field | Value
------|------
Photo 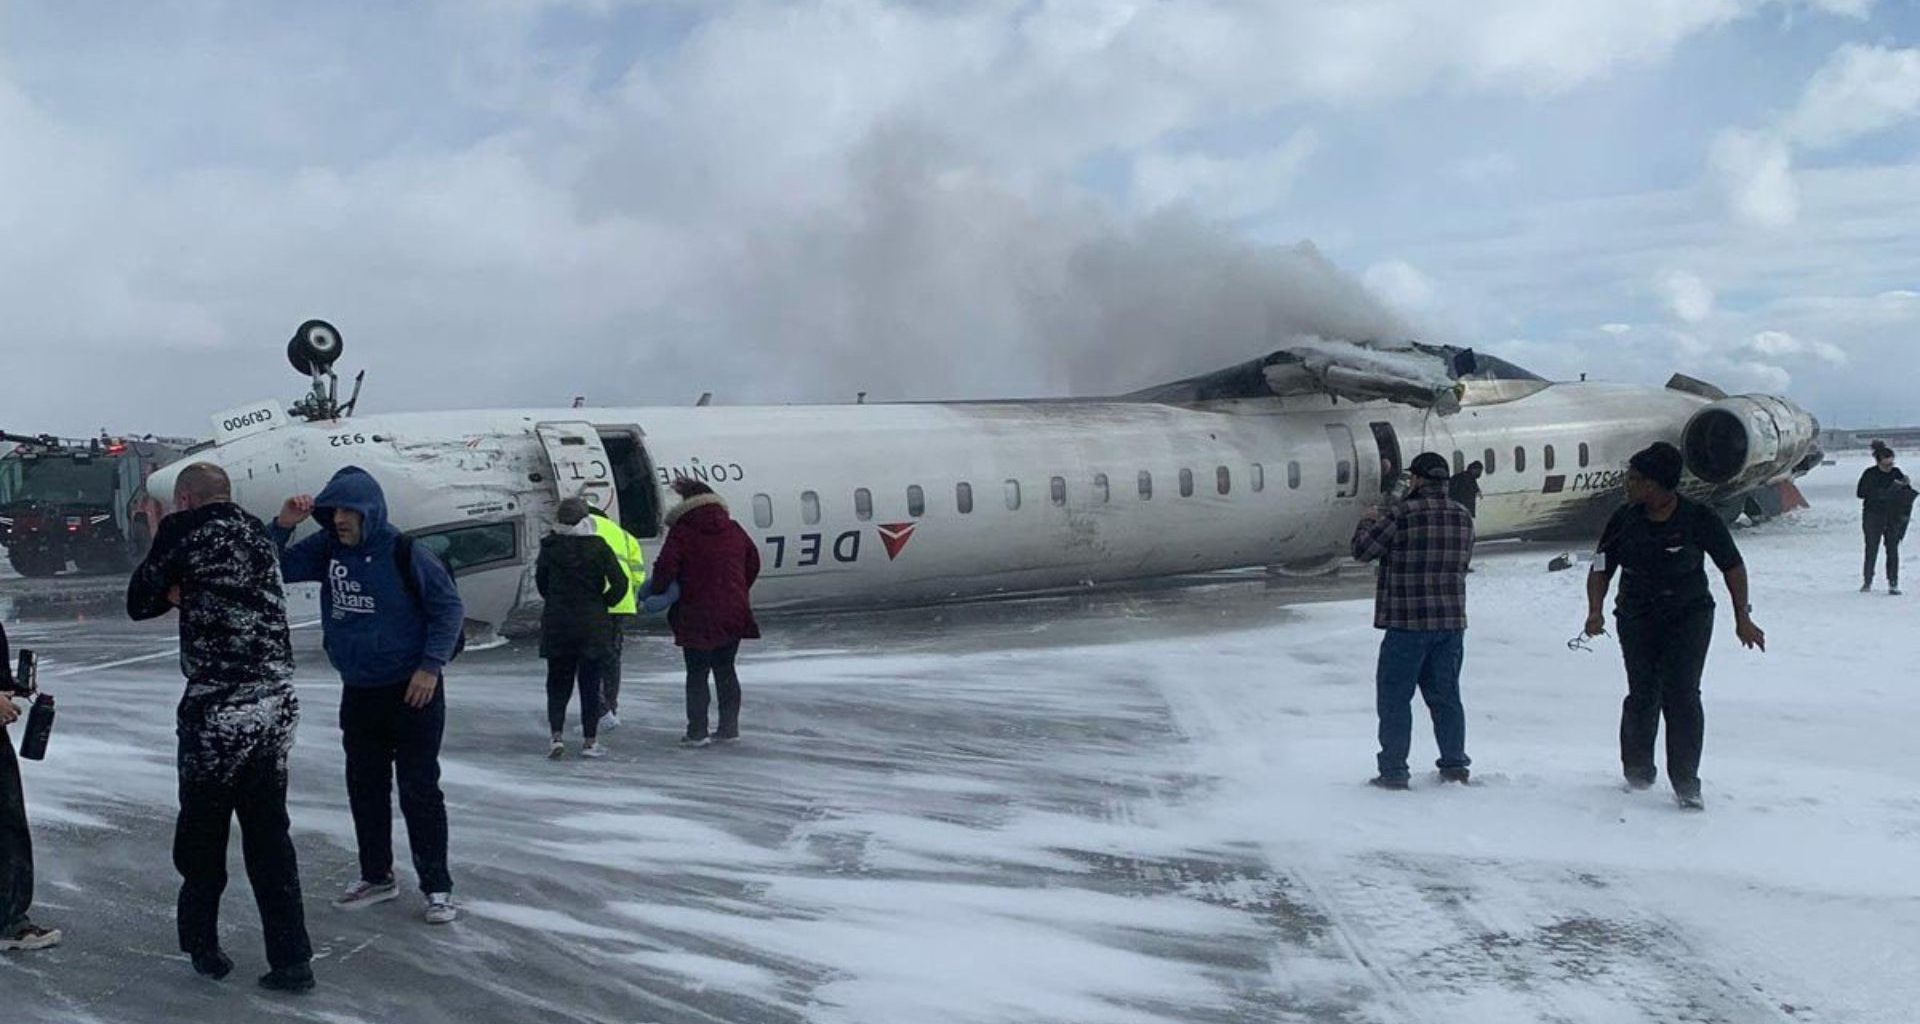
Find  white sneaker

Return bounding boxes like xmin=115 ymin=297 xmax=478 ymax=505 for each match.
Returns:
xmin=424 ymin=893 xmax=458 ymax=925
xmin=333 ymin=878 xmax=399 ymax=910
xmin=580 ymin=743 xmax=606 ymax=759
xmin=548 ymin=740 xmax=566 ymax=760
xmin=599 ymin=711 xmax=621 ymax=731
xmin=0 ymin=922 xmax=62 ymax=951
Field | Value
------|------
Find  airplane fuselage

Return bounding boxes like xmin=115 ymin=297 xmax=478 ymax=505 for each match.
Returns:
xmin=159 ymin=376 xmax=1815 ymax=638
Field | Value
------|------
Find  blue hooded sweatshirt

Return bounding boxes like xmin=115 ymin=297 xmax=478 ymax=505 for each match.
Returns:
xmin=269 ymin=466 xmax=465 ymax=687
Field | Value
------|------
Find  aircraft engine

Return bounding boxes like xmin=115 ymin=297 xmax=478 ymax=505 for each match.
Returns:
xmin=1681 ymin=394 xmax=1822 ymax=487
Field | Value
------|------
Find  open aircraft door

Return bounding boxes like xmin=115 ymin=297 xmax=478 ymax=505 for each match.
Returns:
xmin=535 ymin=421 xmax=620 ymax=521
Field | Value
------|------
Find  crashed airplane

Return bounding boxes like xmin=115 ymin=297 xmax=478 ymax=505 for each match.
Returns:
xmin=149 ymin=322 xmax=1822 ymax=639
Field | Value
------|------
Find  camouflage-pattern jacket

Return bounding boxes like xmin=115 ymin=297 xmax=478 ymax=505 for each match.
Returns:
xmin=128 ymin=503 xmax=299 ymax=783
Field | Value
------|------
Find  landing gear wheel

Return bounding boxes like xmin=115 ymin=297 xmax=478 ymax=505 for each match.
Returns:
xmin=287 ymin=319 xmax=344 ymax=376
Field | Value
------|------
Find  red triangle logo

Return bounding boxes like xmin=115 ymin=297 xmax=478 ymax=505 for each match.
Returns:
xmin=877 ymin=522 xmax=918 ymax=560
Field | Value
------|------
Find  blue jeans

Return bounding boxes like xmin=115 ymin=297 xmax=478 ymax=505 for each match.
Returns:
xmin=1375 ymin=629 xmax=1470 ymax=780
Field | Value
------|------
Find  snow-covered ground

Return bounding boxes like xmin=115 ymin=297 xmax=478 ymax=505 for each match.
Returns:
xmin=1 ymin=454 xmax=1912 ymax=1023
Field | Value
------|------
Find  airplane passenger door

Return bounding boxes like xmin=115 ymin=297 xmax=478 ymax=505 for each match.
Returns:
xmin=1369 ymin=421 xmax=1402 ymax=495
xmin=535 ymin=421 xmax=620 ymax=520
xmin=1326 ymin=424 xmax=1360 ymax=499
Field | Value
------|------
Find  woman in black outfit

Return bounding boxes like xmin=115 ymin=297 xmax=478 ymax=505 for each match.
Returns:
xmin=1 ymin=621 xmax=60 ymax=950
xmin=1857 ymin=441 xmax=1914 ymax=595
xmin=534 ymin=498 xmax=628 ymax=759
xmin=1581 ymin=442 xmax=1767 ymax=810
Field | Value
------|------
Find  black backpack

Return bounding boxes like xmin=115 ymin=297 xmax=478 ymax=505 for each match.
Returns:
xmin=394 ymin=534 xmax=468 ymax=662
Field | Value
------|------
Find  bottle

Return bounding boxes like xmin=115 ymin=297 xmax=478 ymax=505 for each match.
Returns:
xmin=18 ymin=694 xmax=53 ymax=761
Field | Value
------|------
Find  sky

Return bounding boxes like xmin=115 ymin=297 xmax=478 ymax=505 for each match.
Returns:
xmin=0 ymin=0 xmax=1916 ymax=438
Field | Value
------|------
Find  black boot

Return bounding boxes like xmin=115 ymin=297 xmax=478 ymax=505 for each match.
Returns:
xmin=190 ymin=948 xmax=234 ymax=980
xmin=258 ymin=962 xmax=316 ymax=994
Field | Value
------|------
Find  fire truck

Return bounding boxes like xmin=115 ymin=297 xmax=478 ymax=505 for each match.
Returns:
xmin=0 ymin=432 xmax=193 ymax=577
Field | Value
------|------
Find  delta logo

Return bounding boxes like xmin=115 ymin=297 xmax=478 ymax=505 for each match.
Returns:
xmin=877 ymin=522 xmax=918 ymax=560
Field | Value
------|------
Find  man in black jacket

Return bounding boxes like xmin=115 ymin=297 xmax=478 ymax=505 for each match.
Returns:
xmin=127 ymin=463 xmax=314 ymax=993
xmin=1858 ymin=442 xmax=1914 ymax=595
xmin=0 ymin=621 xmax=60 ymax=952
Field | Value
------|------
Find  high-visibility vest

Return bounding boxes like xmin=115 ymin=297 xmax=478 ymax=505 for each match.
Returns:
xmin=590 ymin=512 xmax=647 ymax=616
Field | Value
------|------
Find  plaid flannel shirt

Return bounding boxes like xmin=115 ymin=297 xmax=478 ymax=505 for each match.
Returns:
xmin=1350 ymin=491 xmax=1475 ymax=631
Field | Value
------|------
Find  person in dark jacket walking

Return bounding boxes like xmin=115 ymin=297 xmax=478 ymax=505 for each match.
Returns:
xmin=0 ymin=621 xmax=60 ymax=953
xmin=536 ymin=499 xmax=628 ymax=759
xmin=1583 ymin=442 xmax=1766 ymax=811
xmin=1351 ymin=453 xmax=1476 ymax=790
xmin=646 ymin=480 xmax=761 ymax=746
xmin=127 ymin=463 xmax=313 ymax=992
xmin=1447 ymin=462 xmax=1483 ymax=518
xmin=270 ymin=467 xmax=464 ymax=925
xmin=1857 ymin=442 xmax=1914 ymax=595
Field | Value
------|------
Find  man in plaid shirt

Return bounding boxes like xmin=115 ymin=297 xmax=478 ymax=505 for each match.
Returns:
xmin=1350 ymin=452 xmax=1476 ymax=790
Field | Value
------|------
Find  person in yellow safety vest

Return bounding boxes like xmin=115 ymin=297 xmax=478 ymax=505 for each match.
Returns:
xmin=589 ymin=510 xmax=647 ymax=730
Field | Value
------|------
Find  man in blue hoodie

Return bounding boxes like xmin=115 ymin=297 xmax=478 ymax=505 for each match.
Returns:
xmin=270 ymin=467 xmax=464 ymax=925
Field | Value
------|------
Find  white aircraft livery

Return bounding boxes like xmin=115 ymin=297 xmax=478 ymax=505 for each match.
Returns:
xmin=150 ymin=322 xmax=1823 ymax=639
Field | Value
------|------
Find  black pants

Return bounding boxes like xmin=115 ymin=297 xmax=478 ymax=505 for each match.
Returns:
xmin=174 ymin=748 xmax=311 ymax=969
xmin=1 ymin=730 xmax=33 ymax=933
xmin=340 ymin=682 xmax=452 ymax=894
xmin=1616 ymin=605 xmax=1713 ymax=792
xmin=684 ymin=643 xmax=742 ymax=740
xmin=601 ymin=627 xmax=625 ymax=714
xmin=544 ymin=649 xmax=606 ymax=741
xmin=1864 ymin=513 xmax=1905 ymax=586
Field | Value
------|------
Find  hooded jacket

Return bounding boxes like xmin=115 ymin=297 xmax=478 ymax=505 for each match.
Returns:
xmin=646 ymin=495 xmax=760 ymax=650
xmin=536 ymin=518 xmax=628 ymax=660
xmin=127 ymin=501 xmax=300 ymax=783
xmin=269 ymin=467 xmax=465 ymax=687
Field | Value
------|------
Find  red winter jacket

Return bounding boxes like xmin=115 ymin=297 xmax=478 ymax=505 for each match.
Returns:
xmin=647 ymin=496 xmax=761 ymax=650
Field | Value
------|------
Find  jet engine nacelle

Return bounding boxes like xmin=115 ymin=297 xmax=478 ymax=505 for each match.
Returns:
xmin=1681 ymin=394 xmax=1821 ymax=487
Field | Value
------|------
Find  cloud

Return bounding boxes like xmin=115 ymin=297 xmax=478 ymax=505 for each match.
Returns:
xmin=1747 ymin=329 xmax=1848 ymax=364
xmin=1784 ymin=44 xmax=1920 ymax=148
xmin=1130 ymin=129 xmax=1319 ymax=220
xmin=1656 ymin=270 xmax=1717 ymax=323
xmin=1709 ymin=43 xmax=1920 ymax=229
xmin=1709 ymin=129 xmax=1800 ymax=228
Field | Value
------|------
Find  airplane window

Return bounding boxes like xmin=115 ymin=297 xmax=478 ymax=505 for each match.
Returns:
xmin=801 ymin=490 xmax=821 ymax=525
xmin=1217 ymin=466 xmax=1231 ymax=495
xmin=1179 ymin=468 xmax=1194 ymax=497
xmin=1138 ymin=471 xmax=1153 ymax=500
xmin=1337 ymin=460 xmax=1352 ymax=486
xmin=1005 ymin=480 xmax=1022 ymax=511
xmin=408 ymin=521 xmax=519 ymax=576
xmin=1287 ymin=461 xmax=1301 ymax=489
xmin=1514 ymin=447 xmax=1527 ymax=473
xmin=956 ymin=482 xmax=973 ymax=514
xmin=1484 ymin=449 xmax=1497 ymax=475
xmin=1543 ymin=445 xmax=1556 ymax=471
xmin=753 ymin=494 xmax=773 ymax=529
xmin=1251 ymin=464 xmax=1264 ymax=492
xmin=855 ymin=488 xmax=873 ymax=521
xmin=1453 ymin=450 xmax=1465 ymax=474
xmin=1093 ymin=473 xmax=1110 ymax=503
xmin=907 ymin=485 xmax=925 ymax=518
xmin=1579 ymin=442 xmax=1591 ymax=468
xmin=1050 ymin=476 xmax=1066 ymax=506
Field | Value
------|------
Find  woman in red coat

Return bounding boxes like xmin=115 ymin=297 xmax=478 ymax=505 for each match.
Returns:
xmin=647 ymin=479 xmax=761 ymax=745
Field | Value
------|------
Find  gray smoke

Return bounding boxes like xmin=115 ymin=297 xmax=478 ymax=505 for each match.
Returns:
xmin=658 ymin=126 xmax=1412 ymax=404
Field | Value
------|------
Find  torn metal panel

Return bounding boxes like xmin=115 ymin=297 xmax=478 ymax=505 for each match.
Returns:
xmin=1128 ymin=338 xmax=1499 ymax=413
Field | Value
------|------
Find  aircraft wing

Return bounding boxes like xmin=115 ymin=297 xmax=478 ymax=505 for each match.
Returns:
xmin=1128 ymin=338 xmax=1473 ymax=414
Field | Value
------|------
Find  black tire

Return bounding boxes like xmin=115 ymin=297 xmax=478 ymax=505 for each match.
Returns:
xmin=287 ymin=319 xmax=344 ymax=375
xmin=9 ymin=548 xmax=61 ymax=577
